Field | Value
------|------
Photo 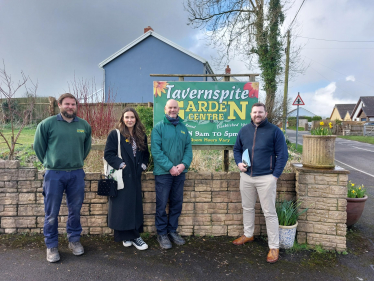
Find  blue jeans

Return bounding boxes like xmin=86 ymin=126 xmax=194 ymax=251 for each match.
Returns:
xmin=155 ymin=173 xmax=185 ymax=235
xmin=42 ymin=169 xmax=85 ymax=248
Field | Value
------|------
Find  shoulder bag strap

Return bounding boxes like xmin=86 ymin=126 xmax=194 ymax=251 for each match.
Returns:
xmin=116 ymin=129 xmax=122 ymax=159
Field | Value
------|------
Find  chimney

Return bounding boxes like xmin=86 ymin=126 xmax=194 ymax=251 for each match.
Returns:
xmin=225 ymin=65 xmax=231 ymax=74
xmin=144 ymin=26 xmax=154 ymax=33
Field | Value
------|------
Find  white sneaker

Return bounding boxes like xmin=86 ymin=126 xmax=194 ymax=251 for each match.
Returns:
xmin=123 ymin=241 xmax=132 ymax=247
xmin=132 ymin=237 xmax=148 ymax=250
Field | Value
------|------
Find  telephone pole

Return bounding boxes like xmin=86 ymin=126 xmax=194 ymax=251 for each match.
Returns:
xmin=282 ymin=30 xmax=291 ymax=132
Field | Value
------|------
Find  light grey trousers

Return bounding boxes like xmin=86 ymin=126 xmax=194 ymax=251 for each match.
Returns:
xmin=239 ymin=173 xmax=279 ymax=249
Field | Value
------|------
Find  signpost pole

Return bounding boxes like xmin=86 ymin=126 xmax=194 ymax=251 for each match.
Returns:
xmin=296 ymin=104 xmax=299 ymax=149
xmin=292 ymin=92 xmax=305 ymax=150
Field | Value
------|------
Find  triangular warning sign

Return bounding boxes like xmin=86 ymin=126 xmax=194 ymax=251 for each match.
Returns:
xmin=292 ymin=93 xmax=305 ymax=106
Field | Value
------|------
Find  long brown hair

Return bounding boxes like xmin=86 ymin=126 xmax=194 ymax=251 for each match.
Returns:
xmin=116 ymin=107 xmax=147 ymax=151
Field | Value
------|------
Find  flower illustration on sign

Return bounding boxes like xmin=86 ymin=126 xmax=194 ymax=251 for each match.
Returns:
xmin=243 ymin=82 xmax=259 ymax=98
xmin=153 ymin=81 xmax=168 ymax=97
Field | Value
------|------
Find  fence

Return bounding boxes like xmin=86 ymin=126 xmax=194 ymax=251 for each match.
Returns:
xmin=312 ymin=120 xmax=367 ymax=136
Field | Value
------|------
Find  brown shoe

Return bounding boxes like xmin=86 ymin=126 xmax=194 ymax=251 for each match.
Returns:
xmin=232 ymin=235 xmax=254 ymax=245
xmin=266 ymin=248 xmax=279 ymax=263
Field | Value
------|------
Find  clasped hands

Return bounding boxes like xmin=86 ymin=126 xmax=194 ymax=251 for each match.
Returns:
xmin=169 ymin=164 xmax=185 ymax=176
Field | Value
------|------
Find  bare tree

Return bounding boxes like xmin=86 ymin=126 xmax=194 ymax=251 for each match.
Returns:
xmin=0 ymin=61 xmax=37 ymax=159
xmin=185 ymin=0 xmax=294 ymax=123
xmin=68 ymin=76 xmax=117 ymax=139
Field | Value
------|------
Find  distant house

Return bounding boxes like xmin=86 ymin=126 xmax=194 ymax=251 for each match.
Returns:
xmin=351 ymin=96 xmax=374 ymax=121
xmin=98 ymin=26 xmax=216 ymax=103
xmin=287 ymin=107 xmax=317 ymax=118
xmin=330 ymin=104 xmax=356 ymax=121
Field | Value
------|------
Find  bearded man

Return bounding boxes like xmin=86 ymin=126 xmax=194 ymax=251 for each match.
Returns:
xmin=233 ymin=102 xmax=288 ymax=263
xmin=34 ymin=93 xmax=91 ymax=262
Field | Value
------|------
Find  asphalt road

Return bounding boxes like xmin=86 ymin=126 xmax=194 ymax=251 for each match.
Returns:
xmin=285 ymin=129 xmax=374 ymax=185
xmin=286 ymin=129 xmax=374 ymax=241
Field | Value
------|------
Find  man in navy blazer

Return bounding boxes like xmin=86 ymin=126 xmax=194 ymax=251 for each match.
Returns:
xmin=233 ymin=102 xmax=288 ymax=263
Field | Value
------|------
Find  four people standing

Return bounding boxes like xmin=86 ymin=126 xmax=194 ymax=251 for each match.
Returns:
xmin=35 ymin=95 xmax=288 ymax=261
xmin=104 ymin=108 xmax=150 ymax=250
xmin=34 ymin=93 xmax=92 ymax=263
xmin=233 ymin=102 xmax=288 ymax=263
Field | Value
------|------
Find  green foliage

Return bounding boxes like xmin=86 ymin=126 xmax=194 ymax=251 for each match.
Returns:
xmin=347 ymin=181 xmax=366 ymax=198
xmin=287 ymin=126 xmax=304 ymax=131
xmin=311 ymin=116 xmax=322 ymax=121
xmin=338 ymin=135 xmax=374 ymax=145
xmin=276 ymin=198 xmax=308 ymax=226
xmin=256 ymin=0 xmax=284 ymax=121
xmin=310 ymin=121 xmax=333 ymax=135
xmin=334 ymin=118 xmax=342 ymax=125
xmin=136 ymin=106 xmax=153 ymax=137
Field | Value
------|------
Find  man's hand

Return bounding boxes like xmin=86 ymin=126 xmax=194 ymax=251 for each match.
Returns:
xmin=238 ymin=163 xmax=248 ymax=172
xmin=169 ymin=166 xmax=179 ymax=176
xmin=176 ymin=164 xmax=185 ymax=173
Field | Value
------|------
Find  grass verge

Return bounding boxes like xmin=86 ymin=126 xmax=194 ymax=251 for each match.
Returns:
xmin=338 ymin=135 xmax=374 ymax=144
xmin=287 ymin=126 xmax=305 ymax=131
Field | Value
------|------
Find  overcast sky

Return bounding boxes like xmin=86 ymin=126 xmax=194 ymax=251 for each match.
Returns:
xmin=1 ymin=0 xmax=373 ymax=118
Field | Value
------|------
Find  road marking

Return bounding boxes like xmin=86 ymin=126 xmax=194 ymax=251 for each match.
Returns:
xmin=335 ymin=159 xmax=374 ymax=178
xmin=351 ymin=146 xmax=374 ymax=152
xmin=370 ymin=265 xmax=374 ymax=271
xmin=369 ymin=239 xmax=374 ymax=247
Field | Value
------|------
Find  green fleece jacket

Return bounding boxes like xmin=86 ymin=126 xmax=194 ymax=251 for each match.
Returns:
xmin=151 ymin=116 xmax=192 ymax=175
xmin=34 ymin=114 xmax=91 ymax=170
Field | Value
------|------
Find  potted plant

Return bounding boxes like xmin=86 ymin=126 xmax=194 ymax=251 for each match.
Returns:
xmin=276 ymin=198 xmax=309 ymax=249
xmin=302 ymin=121 xmax=336 ymax=169
xmin=346 ymin=181 xmax=368 ymax=227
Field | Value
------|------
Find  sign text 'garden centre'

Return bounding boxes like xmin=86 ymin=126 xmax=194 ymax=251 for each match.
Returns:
xmin=153 ymin=81 xmax=259 ymax=145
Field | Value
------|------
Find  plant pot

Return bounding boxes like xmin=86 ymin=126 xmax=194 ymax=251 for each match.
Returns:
xmin=346 ymin=196 xmax=368 ymax=227
xmin=279 ymin=221 xmax=298 ymax=249
xmin=302 ymin=135 xmax=336 ymax=169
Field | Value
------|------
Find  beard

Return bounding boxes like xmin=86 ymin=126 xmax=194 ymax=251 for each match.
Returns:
xmin=61 ymin=109 xmax=77 ymax=119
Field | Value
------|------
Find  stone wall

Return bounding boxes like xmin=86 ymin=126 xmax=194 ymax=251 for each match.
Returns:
xmin=0 ymin=160 xmax=296 ymax=237
xmin=293 ymin=164 xmax=349 ymax=252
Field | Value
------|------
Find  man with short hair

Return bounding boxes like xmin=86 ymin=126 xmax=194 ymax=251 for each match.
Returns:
xmin=34 ymin=93 xmax=91 ymax=263
xmin=233 ymin=102 xmax=288 ymax=263
xmin=151 ymin=99 xmax=192 ymax=249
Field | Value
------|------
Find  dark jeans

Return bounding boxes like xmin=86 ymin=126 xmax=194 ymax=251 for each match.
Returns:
xmin=42 ymin=169 xmax=85 ymax=248
xmin=155 ymin=173 xmax=185 ymax=235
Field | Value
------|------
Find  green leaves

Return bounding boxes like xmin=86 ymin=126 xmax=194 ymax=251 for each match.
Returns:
xmin=276 ymin=199 xmax=308 ymax=226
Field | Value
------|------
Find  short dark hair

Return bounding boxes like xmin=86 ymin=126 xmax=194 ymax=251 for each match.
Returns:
xmin=251 ymin=102 xmax=266 ymax=112
xmin=57 ymin=93 xmax=78 ymax=105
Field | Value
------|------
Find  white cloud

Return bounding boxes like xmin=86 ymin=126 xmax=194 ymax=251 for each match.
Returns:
xmin=346 ymin=75 xmax=355 ymax=82
xmin=300 ymin=82 xmax=358 ymax=117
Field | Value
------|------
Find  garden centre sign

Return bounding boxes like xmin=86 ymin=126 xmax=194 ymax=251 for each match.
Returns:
xmin=153 ymin=81 xmax=258 ymax=145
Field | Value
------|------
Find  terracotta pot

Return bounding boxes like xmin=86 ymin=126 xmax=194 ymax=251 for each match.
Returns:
xmin=302 ymin=135 xmax=336 ymax=169
xmin=279 ymin=222 xmax=298 ymax=249
xmin=346 ymin=196 xmax=368 ymax=227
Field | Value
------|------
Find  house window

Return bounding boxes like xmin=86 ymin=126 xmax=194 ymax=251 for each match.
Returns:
xmin=361 ymin=118 xmax=367 ymax=121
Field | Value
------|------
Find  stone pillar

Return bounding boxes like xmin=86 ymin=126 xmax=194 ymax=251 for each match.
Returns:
xmin=293 ymin=163 xmax=349 ymax=252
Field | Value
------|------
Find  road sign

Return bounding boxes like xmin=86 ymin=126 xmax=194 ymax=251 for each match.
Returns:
xmin=292 ymin=93 xmax=305 ymax=106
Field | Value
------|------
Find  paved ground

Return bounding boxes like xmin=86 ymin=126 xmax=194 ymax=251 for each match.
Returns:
xmin=0 ymin=222 xmax=374 ymax=281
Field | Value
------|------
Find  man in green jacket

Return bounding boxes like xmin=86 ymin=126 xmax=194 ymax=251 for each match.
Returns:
xmin=151 ymin=99 xmax=192 ymax=249
xmin=34 ymin=93 xmax=91 ymax=263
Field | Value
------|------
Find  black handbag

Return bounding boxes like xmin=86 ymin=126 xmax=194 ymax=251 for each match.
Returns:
xmin=97 ymin=177 xmax=118 ymax=197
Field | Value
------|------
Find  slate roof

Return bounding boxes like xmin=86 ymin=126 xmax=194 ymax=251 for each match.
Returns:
xmin=361 ymin=96 xmax=374 ymax=116
xmin=98 ymin=30 xmax=214 ymax=75
xmin=333 ymin=104 xmax=356 ymax=119
xmin=288 ymin=107 xmax=317 ymax=116
xmin=351 ymin=96 xmax=374 ymax=119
